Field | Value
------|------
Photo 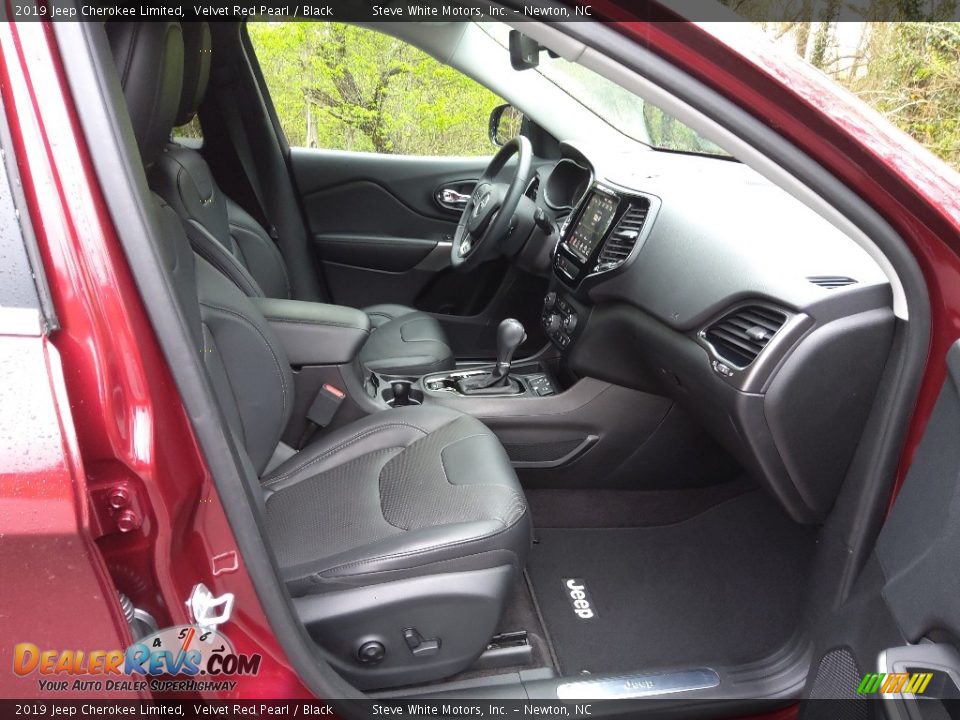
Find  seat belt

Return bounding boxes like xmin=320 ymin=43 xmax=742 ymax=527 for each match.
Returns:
xmin=215 ymin=75 xmax=279 ymax=242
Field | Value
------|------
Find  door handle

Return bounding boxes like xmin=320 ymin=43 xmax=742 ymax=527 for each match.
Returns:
xmin=436 ymin=188 xmax=471 ymax=209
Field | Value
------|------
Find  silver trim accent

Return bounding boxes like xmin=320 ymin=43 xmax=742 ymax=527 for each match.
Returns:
xmin=437 ymin=188 xmax=470 ymax=209
xmin=583 ymin=184 xmax=659 ymax=282
xmin=544 ymin=158 xmax=594 ymax=211
xmin=557 ymin=668 xmax=720 ymax=700
xmin=422 ymin=367 xmax=531 ymax=399
xmin=694 ymin=301 xmax=813 ymax=393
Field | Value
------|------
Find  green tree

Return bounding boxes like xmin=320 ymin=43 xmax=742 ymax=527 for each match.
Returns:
xmin=248 ymin=22 xmax=505 ymax=156
xmin=848 ymin=22 xmax=960 ymax=168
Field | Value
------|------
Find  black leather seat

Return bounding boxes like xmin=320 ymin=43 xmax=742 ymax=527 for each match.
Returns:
xmin=107 ymin=21 xmax=528 ymax=688
xmin=147 ymin=22 xmax=454 ymax=377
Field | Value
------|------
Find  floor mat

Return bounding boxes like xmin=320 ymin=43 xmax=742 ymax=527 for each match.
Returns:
xmin=526 ymin=490 xmax=817 ymax=676
xmin=526 ymin=477 xmax=755 ymax=528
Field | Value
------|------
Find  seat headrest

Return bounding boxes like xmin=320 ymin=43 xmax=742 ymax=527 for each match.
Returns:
xmin=176 ymin=22 xmax=212 ymax=127
xmin=107 ymin=22 xmax=184 ymax=168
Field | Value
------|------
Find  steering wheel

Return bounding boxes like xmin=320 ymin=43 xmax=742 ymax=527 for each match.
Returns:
xmin=451 ymin=136 xmax=533 ymax=272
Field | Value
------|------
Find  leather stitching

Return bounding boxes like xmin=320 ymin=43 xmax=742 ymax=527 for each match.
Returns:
xmin=263 ymin=316 xmax=370 ymax=334
xmin=313 ymin=510 xmax=527 ymax=579
xmin=263 ymin=421 xmax=431 ymax=487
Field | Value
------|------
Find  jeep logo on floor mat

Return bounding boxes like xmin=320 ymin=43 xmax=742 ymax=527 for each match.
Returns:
xmin=563 ymin=578 xmax=597 ymax=619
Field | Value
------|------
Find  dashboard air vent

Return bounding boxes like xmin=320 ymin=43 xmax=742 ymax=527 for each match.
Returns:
xmin=596 ymin=199 xmax=650 ymax=271
xmin=525 ymin=175 xmax=540 ymax=201
xmin=808 ymin=275 xmax=857 ymax=289
xmin=704 ymin=305 xmax=787 ymax=367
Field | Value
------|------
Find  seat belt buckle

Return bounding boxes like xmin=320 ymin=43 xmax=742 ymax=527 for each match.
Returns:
xmin=298 ymin=384 xmax=346 ymax=449
xmin=307 ymin=384 xmax=345 ymax=428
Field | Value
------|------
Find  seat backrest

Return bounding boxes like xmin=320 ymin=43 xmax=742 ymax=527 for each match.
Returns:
xmin=106 ymin=22 xmax=293 ymax=478
xmin=149 ymin=22 xmax=292 ymax=301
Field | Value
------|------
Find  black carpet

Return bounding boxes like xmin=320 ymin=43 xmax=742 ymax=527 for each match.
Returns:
xmin=526 ymin=490 xmax=817 ymax=676
xmin=525 ymin=477 xmax=755 ymax=529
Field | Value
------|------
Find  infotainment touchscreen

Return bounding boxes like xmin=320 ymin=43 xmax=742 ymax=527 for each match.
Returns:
xmin=563 ymin=191 xmax=619 ymax=262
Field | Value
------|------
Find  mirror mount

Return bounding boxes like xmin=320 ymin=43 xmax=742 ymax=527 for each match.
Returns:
xmin=509 ymin=30 xmax=543 ymax=71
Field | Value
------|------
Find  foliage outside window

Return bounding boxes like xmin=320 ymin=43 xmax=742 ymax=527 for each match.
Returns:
xmin=248 ymin=22 xmax=506 ymax=156
xmin=753 ymin=18 xmax=960 ymax=171
xmin=477 ymin=22 xmax=731 ymax=158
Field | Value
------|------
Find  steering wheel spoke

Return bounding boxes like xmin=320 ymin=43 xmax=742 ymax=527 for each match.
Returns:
xmin=451 ymin=137 xmax=532 ymax=272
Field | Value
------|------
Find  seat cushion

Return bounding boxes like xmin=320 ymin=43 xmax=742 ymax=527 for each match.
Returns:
xmin=360 ymin=304 xmax=455 ymax=376
xmin=261 ymin=406 xmax=530 ymax=596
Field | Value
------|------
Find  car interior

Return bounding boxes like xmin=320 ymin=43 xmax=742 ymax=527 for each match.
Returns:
xmin=69 ymin=14 xmax=951 ymax=713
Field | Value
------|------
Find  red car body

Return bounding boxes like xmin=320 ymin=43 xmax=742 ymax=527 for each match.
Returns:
xmin=1 ymin=8 xmax=958 ymax=705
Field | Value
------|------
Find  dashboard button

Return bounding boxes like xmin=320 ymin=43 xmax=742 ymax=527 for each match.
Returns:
xmin=563 ymin=314 xmax=578 ymax=332
xmin=712 ymin=360 xmax=734 ymax=378
xmin=544 ymin=292 xmax=557 ymax=310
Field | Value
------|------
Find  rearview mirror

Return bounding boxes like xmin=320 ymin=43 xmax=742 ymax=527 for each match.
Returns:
xmin=489 ymin=104 xmax=525 ymax=146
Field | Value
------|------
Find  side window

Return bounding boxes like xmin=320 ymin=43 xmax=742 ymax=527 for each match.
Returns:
xmin=173 ymin=116 xmax=203 ymax=144
xmin=248 ymin=22 xmax=505 ymax=156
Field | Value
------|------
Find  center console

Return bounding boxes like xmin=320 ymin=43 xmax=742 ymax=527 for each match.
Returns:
xmin=540 ymin=182 xmax=658 ymax=356
xmin=279 ymin=173 xmax=683 ymax=487
xmin=541 ymin=290 xmax=584 ymax=350
xmin=422 ymin=364 xmax=557 ymax=398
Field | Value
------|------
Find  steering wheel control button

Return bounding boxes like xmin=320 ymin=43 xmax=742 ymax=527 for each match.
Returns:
xmin=544 ymin=291 xmax=557 ymax=310
xmin=563 ymin=314 xmax=578 ymax=332
xmin=357 ymin=640 xmax=386 ymax=665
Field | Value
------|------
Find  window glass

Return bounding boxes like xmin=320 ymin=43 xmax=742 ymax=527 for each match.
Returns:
xmin=249 ymin=22 xmax=506 ymax=156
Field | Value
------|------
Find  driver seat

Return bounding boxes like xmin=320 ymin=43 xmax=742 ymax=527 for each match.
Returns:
xmin=142 ymin=22 xmax=454 ymax=377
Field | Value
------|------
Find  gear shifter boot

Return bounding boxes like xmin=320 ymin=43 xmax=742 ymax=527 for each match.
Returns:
xmin=455 ymin=373 xmax=523 ymax=395
xmin=455 ymin=318 xmax=527 ymax=395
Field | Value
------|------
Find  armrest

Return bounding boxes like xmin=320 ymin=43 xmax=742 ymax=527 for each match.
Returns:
xmin=254 ymin=298 xmax=370 ymax=366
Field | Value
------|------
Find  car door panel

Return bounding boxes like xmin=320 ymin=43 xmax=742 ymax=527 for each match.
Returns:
xmin=291 ymin=147 xmax=493 ymax=311
xmin=801 ymin=339 xmax=960 ymax=714
xmin=313 ymin=234 xmax=438 ymax=273
xmin=288 ymin=147 xmax=549 ymax=362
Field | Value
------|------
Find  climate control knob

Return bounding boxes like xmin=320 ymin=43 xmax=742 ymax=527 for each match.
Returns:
xmin=545 ymin=313 xmax=562 ymax=334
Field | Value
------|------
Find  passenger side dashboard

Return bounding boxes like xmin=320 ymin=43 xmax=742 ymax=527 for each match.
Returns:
xmin=539 ymin=143 xmax=895 ymax=524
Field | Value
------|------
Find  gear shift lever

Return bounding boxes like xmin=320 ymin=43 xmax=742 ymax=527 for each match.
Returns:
xmin=492 ymin=318 xmax=527 ymax=383
xmin=456 ymin=319 xmax=526 ymax=394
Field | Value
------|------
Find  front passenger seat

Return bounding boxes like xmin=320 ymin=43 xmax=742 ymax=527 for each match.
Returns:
xmin=107 ymin=21 xmax=529 ymax=689
xmin=148 ymin=22 xmax=455 ymax=377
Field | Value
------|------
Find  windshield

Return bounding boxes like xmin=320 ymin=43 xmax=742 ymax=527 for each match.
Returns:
xmin=478 ymin=22 xmax=731 ymax=158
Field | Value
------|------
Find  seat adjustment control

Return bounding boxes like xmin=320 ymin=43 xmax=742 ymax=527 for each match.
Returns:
xmin=357 ymin=640 xmax=386 ymax=665
xmin=403 ymin=627 xmax=441 ymax=657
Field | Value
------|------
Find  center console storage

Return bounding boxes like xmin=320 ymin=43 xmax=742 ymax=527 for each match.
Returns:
xmin=254 ymin=297 xmax=370 ymax=366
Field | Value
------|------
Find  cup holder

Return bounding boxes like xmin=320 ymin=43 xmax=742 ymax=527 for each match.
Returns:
xmin=382 ymin=380 xmax=424 ymax=408
xmin=385 ymin=396 xmax=423 ymax=408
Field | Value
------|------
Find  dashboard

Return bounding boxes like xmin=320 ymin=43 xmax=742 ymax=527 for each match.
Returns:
xmin=524 ymin=140 xmax=895 ymax=526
